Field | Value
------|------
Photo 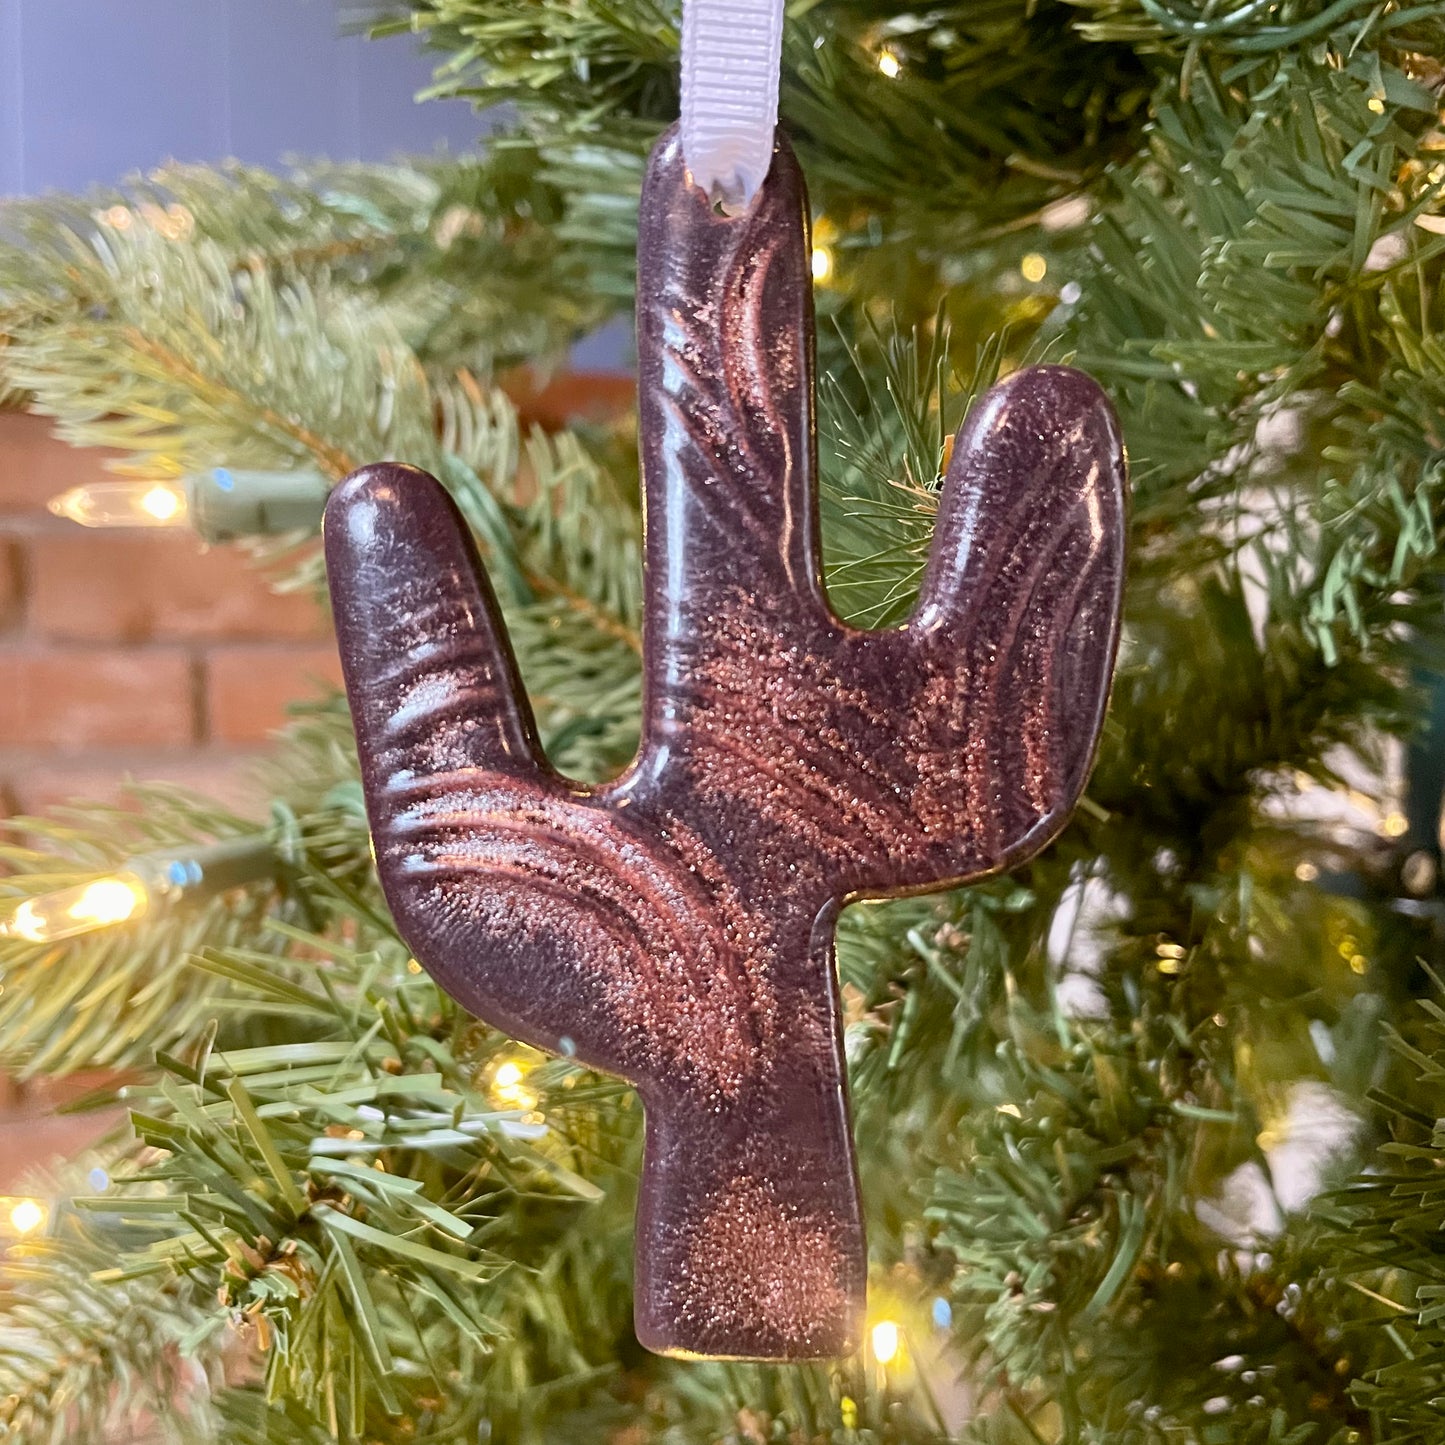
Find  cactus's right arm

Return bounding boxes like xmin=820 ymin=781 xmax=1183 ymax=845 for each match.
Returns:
xmin=623 ymin=126 xmax=1124 ymax=902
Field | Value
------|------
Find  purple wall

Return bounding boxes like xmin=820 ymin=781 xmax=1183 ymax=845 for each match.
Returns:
xmin=0 ymin=0 xmax=482 ymax=196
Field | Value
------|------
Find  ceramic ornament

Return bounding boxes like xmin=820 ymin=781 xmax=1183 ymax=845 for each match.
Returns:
xmin=324 ymin=123 xmax=1127 ymax=1361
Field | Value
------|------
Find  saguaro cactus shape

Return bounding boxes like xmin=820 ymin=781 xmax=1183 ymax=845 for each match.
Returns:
xmin=324 ymin=124 xmax=1127 ymax=1361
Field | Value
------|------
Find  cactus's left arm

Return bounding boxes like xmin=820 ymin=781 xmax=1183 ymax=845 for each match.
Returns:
xmin=324 ymin=466 xmax=764 ymax=1097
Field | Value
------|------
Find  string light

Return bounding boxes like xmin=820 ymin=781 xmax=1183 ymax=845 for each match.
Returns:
xmin=1379 ymin=811 xmax=1409 ymax=839
xmin=0 ymin=836 xmax=276 ymax=945
xmin=811 ymin=215 xmax=838 ymax=286
xmin=5 ymin=1199 xmax=46 ymax=1236
xmin=49 ymin=480 xmax=189 ymax=529
xmin=48 ymin=468 xmax=330 ymax=544
xmin=97 ymin=202 xmax=194 ymax=241
xmin=1021 ymin=253 xmax=1048 ymax=283
xmin=1155 ymin=939 xmax=1186 ymax=976
xmin=870 ymin=1318 xmax=901 ymax=1364
xmin=489 ymin=1056 xmax=539 ymax=1111
xmin=876 ymin=48 xmax=902 ymax=78
xmin=2 ymin=874 xmax=149 ymax=942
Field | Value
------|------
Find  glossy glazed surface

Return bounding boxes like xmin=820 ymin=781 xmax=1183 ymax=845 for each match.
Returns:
xmin=325 ymin=124 xmax=1127 ymax=1360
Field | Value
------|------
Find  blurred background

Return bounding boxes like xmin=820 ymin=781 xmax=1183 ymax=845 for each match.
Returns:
xmin=0 ymin=0 xmax=498 ymax=1200
xmin=0 ymin=1 xmax=621 ymax=821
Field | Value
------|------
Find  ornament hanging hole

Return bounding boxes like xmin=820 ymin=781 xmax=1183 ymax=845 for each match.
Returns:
xmin=708 ymin=179 xmax=749 ymax=218
xmin=686 ymin=163 xmax=753 ymax=218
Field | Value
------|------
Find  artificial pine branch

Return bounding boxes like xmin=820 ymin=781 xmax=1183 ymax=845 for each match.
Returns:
xmin=0 ymin=1173 xmax=226 ymax=1444
xmin=375 ymin=0 xmax=1151 ymax=302
xmin=0 ymin=150 xmax=602 ymax=389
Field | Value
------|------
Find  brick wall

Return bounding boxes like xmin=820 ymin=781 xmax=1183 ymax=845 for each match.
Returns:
xmin=0 ymin=411 xmax=340 ymax=817
xmin=0 ymin=383 xmax=635 ymax=1293
xmin=0 ymin=373 xmax=634 ymax=818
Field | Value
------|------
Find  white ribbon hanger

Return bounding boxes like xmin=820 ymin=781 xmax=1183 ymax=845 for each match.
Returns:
xmin=679 ymin=0 xmax=786 ymax=208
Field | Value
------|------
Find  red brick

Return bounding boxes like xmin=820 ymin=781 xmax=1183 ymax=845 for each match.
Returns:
xmin=0 ymin=411 xmax=125 ymax=514
xmin=206 ymin=645 xmax=343 ymax=745
xmin=0 ymin=648 xmax=195 ymax=748
xmin=0 ymin=1108 xmax=124 ymax=1192
xmin=503 ymin=367 xmax=636 ymax=432
xmin=29 ymin=533 xmax=328 ymax=643
xmin=4 ymin=751 xmax=266 ymax=818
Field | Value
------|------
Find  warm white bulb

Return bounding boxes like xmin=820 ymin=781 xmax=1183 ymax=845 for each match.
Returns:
xmin=4 ymin=873 xmax=149 ymax=942
xmin=1021 ymin=253 xmax=1048 ymax=283
xmin=811 ymin=247 xmax=834 ymax=282
xmin=491 ymin=1057 xmax=538 ymax=1110
xmin=877 ymin=49 xmax=901 ymax=78
xmin=9 ymin=1200 xmax=45 ymax=1235
xmin=48 ymin=480 xmax=189 ymax=529
xmin=139 ymin=483 xmax=183 ymax=521
xmin=871 ymin=1319 xmax=900 ymax=1364
xmin=71 ymin=878 xmax=145 ymax=926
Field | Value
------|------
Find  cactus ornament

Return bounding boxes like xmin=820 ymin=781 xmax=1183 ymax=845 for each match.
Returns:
xmin=324 ymin=125 xmax=1127 ymax=1361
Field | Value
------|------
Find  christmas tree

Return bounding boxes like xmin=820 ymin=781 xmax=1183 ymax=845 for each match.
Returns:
xmin=1 ymin=0 xmax=1445 ymax=1440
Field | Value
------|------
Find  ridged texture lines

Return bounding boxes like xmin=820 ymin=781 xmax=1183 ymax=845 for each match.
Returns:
xmin=325 ymin=122 xmax=1128 ymax=1361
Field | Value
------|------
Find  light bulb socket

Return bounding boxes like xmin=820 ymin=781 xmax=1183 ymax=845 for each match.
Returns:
xmin=1 ymin=835 xmax=280 ymax=944
xmin=132 ymin=834 xmax=279 ymax=902
xmin=186 ymin=469 xmax=330 ymax=543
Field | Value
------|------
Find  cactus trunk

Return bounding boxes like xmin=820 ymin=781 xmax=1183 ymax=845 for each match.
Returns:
xmin=633 ymin=908 xmax=864 ymax=1359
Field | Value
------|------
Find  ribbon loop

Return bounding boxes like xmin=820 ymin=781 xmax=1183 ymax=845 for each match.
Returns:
xmin=680 ymin=0 xmax=785 ymax=207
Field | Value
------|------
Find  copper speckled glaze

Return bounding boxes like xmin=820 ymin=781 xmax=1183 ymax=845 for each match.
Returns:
xmin=324 ymin=124 xmax=1127 ymax=1361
